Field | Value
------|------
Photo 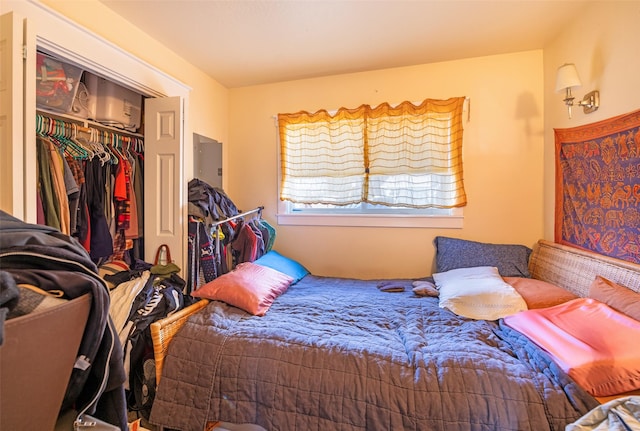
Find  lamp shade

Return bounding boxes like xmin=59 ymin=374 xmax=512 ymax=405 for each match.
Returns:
xmin=555 ymin=63 xmax=582 ymax=92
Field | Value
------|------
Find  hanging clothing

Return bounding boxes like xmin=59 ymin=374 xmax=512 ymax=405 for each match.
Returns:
xmin=35 ymin=115 xmax=144 ymax=264
xmin=64 ymin=154 xmax=84 ymax=236
xmin=125 ymin=152 xmax=140 ymax=240
xmin=45 ymin=138 xmax=71 ymax=235
xmin=36 ymin=136 xmax=61 ymax=230
xmin=187 ymin=217 xmax=217 ymax=293
xmin=260 ymin=219 xmax=277 ymax=253
xmin=113 ymin=152 xmax=131 ymax=232
xmin=231 ymin=220 xmax=261 ymax=264
xmin=75 ymin=172 xmax=91 ymax=251
xmin=62 ymin=155 xmax=80 ymax=236
xmin=85 ymin=158 xmax=114 ymax=261
xmin=133 ymin=152 xmax=144 ymax=239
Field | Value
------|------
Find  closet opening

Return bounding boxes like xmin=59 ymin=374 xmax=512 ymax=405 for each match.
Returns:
xmin=35 ymin=50 xmax=148 ymax=265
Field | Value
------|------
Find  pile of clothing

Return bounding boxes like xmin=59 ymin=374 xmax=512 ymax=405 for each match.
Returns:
xmin=0 ymin=210 xmax=128 ymax=430
xmin=102 ymin=249 xmax=192 ymax=421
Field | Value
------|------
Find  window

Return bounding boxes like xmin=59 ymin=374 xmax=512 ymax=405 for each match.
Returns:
xmin=277 ymin=98 xmax=466 ymax=227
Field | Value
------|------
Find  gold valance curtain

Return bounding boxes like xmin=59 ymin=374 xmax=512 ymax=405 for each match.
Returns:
xmin=278 ymin=97 xmax=467 ymax=209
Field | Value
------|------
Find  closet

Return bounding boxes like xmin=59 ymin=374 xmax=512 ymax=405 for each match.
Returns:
xmin=1 ymin=5 xmax=190 ymax=271
xmin=35 ymin=51 xmax=146 ymax=264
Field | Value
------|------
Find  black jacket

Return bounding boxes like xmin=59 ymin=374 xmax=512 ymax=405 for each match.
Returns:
xmin=188 ymin=177 xmax=239 ymax=222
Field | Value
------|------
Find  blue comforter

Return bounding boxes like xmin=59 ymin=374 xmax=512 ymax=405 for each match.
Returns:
xmin=150 ymin=275 xmax=598 ymax=431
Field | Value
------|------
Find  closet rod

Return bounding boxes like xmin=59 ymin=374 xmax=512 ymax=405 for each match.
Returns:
xmin=210 ymin=206 xmax=263 ymax=268
xmin=37 ymin=109 xmax=144 ymax=139
xmin=210 ymin=206 xmax=264 ymax=228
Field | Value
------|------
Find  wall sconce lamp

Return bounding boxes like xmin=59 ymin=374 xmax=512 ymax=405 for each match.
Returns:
xmin=555 ymin=63 xmax=599 ymax=119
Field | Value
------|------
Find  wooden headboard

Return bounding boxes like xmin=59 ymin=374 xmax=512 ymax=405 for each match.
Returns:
xmin=529 ymin=240 xmax=640 ymax=297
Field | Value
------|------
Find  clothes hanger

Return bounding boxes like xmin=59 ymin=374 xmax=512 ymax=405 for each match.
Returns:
xmin=122 ymin=136 xmax=135 ymax=160
xmin=109 ymin=132 xmax=126 ymax=161
xmin=100 ymin=131 xmax=119 ymax=165
xmin=58 ymin=120 xmax=89 ymax=160
xmin=46 ymin=118 xmax=69 ymax=153
xmin=36 ymin=114 xmax=47 ymax=136
xmin=130 ymin=137 xmax=144 ymax=160
xmin=86 ymin=128 xmax=111 ymax=165
xmin=70 ymin=123 xmax=94 ymax=160
xmin=80 ymin=126 xmax=106 ymax=164
xmin=136 ymin=138 xmax=145 ymax=154
xmin=36 ymin=115 xmax=87 ymax=160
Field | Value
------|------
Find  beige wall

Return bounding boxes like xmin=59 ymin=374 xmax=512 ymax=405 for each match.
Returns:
xmin=228 ymin=51 xmax=545 ymax=278
xmin=543 ymin=1 xmax=640 ymax=240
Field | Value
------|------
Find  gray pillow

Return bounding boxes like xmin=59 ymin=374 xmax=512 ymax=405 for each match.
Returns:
xmin=434 ymin=236 xmax=532 ymax=278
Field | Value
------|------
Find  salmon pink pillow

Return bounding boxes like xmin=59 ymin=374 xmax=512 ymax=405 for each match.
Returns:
xmin=503 ymin=277 xmax=578 ymax=309
xmin=192 ymin=262 xmax=293 ymax=316
xmin=589 ymin=276 xmax=640 ymax=321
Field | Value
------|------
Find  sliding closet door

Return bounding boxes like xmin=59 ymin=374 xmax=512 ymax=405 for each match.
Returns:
xmin=144 ymin=96 xmax=184 ymax=269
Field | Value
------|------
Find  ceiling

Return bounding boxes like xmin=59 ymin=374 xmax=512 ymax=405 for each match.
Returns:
xmin=98 ymin=0 xmax=593 ymax=89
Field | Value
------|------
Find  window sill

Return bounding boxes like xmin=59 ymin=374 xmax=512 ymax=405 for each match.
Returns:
xmin=276 ymin=213 xmax=463 ymax=228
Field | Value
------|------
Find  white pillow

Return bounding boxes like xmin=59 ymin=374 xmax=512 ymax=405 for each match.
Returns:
xmin=432 ymin=266 xmax=527 ymax=320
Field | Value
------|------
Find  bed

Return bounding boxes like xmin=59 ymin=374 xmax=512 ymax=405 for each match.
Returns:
xmin=148 ymin=239 xmax=640 ymax=431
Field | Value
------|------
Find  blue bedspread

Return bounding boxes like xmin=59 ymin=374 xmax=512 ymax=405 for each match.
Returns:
xmin=150 ymin=275 xmax=598 ymax=431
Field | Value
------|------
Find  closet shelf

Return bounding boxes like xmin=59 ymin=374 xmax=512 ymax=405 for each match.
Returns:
xmin=37 ymin=108 xmax=143 ymax=138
